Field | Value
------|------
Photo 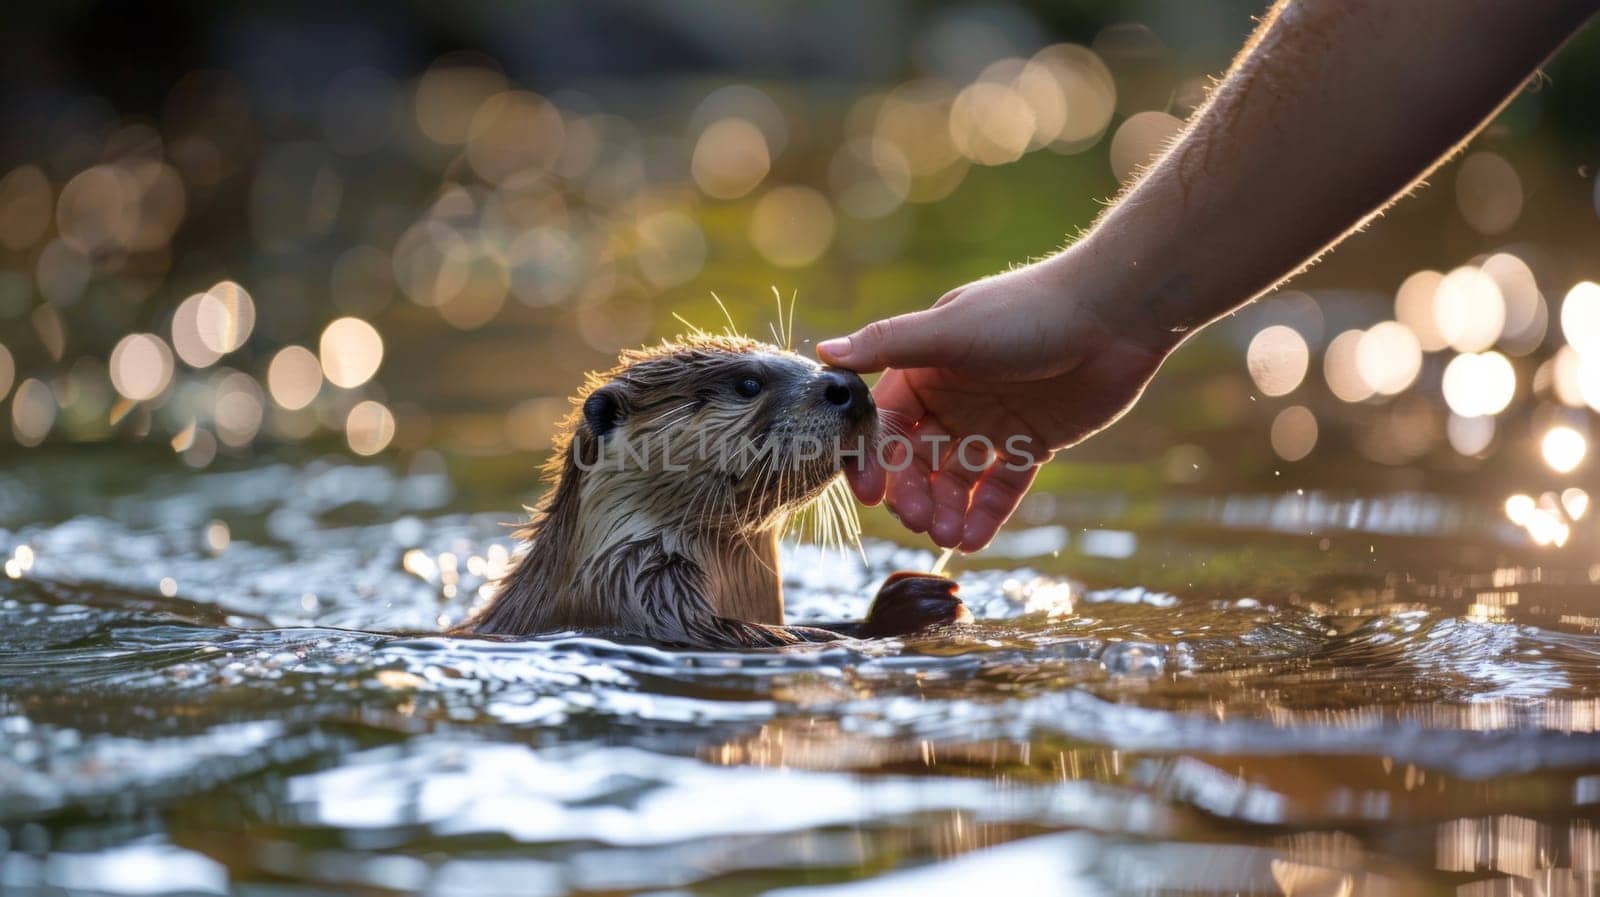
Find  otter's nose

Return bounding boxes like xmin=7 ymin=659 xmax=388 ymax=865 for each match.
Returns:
xmin=819 ymin=366 xmax=874 ymax=422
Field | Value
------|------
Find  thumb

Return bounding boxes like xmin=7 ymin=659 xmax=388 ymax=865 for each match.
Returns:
xmin=815 ymin=307 xmax=957 ymax=373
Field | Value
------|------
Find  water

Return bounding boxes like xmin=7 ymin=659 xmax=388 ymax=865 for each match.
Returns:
xmin=3 ymin=453 xmax=1600 ymax=895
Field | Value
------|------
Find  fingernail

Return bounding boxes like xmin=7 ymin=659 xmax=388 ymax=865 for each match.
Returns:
xmin=817 ymin=337 xmax=851 ymax=360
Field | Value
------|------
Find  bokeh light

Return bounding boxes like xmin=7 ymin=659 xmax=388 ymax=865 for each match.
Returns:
xmin=1561 ymin=281 xmax=1600 ymax=355
xmin=1549 ymin=346 xmax=1586 ymax=407
xmin=874 ymin=80 xmax=967 ymax=201
xmin=56 ymin=165 xmax=137 ymax=253
xmin=1269 ymin=405 xmax=1317 ymax=461
xmin=1526 ymin=505 xmax=1570 ymax=547
xmin=1030 ymin=44 xmax=1116 ymax=152
xmin=1502 ymin=490 xmax=1574 ymax=547
xmin=346 ymin=400 xmax=396 ymax=455
xmin=1568 ymin=353 xmax=1600 ymax=415
xmin=109 ymin=334 xmax=175 ymax=401
xmin=1454 ymin=151 xmax=1523 ymax=235
xmin=319 ymin=317 xmax=384 ymax=389
xmin=0 ymin=165 xmax=53 ymax=251
xmin=10 ymin=378 xmax=54 ymax=446
xmin=267 ymin=346 xmax=322 ymax=410
xmin=690 ymin=85 xmax=788 ymax=158
xmin=1011 ymin=59 xmax=1067 ymax=149
xmin=36 ymin=240 xmax=89 ymax=306
xmin=1541 ymin=425 xmax=1586 ymax=473
xmin=414 ymin=58 xmax=506 ymax=145
xmin=174 ymin=422 xmax=218 ymax=468
xmin=1108 ymin=110 xmax=1181 ymax=183
xmin=1480 ymin=253 xmax=1545 ymax=353
xmin=0 ymin=342 xmax=13 ymax=400
xmin=1434 ymin=266 xmax=1505 ymax=353
xmin=949 ymin=79 xmax=1035 ymax=166
xmin=1394 ymin=270 xmax=1447 ymax=351
xmin=1579 ymin=353 xmax=1600 ymax=413
xmin=1563 ymin=487 xmax=1589 ymax=520
xmin=507 ymin=228 xmax=585 ymax=307
xmin=749 ymin=186 xmax=835 ymax=267
xmin=172 ymin=293 xmax=222 ymax=368
xmin=1441 ymin=351 xmax=1515 ymax=418
xmin=1355 ymin=321 xmax=1422 ymax=395
xmin=829 ymin=138 xmax=912 ymax=220
xmin=197 ymin=281 xmax=256 ymax=354
xmin=1245 ymin=325 xmax=1309 ymax=397
xmin=213 ymin=371 xmax=264 ymax=447
xmin=1505 ymin=493 xmax=1535 ymax=526
xmin=433 ymin=249 xmax=509 ymax=331
xmin=1094 ymin=23 xmax=1174 ymax=116
xmin=692 ymin=118 xmax=770 ymax=200
xmin=1447 ymin=413 xmax=1495 ymax=457
xmin=466 ymin=91 xmax=565 ymax=184
xmin=1323 ymin=329 xmax=1373 ymax=403
xmin=0 ymin=20 xmax=1590 ymax=494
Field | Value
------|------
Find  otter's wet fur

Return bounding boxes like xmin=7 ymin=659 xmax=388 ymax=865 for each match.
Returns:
xmin=459 ymin=333 xmax=921 ymax=648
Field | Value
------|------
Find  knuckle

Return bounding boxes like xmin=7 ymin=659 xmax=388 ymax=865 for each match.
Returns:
xmin=861 ymin=318 xmax=897 ymax=348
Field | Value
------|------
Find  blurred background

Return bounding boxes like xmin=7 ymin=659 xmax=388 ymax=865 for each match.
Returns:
xmin=1 ymin=0 xmax=1599 ymax=549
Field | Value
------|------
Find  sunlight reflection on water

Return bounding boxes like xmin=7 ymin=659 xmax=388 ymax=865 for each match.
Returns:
xmin=5 ymin=456 xmax=1600 ymax=894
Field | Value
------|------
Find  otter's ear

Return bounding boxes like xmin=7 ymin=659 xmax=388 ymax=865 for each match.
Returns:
xmin=582 ymin=386 xmax=625 ymax=438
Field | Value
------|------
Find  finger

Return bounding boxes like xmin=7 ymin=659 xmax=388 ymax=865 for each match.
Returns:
xmin=886 ymin=463 xmax=932 ymax=533
xmin=884 ymin=430 xmax=938 ymax=532
xmin=884 ymin=420 xmax=952 ymax=534
xmin=899 ymin=419 xmax=966 ymax=546
xmin=926 ymin=429 xmax=1003 ymax=547
xmin=929 ymin=472 xmax=978 ymax=549
xmin=959 ymin=458 xmax=1041 ymax=552
xmin=931 ymin=284 xmax=968 ymax=308
xmin=872 ymin=371 xmax=936 ymax=531
xmin=870 ymin=369 xmax=927 ymax=429
xmin=816 ymin=305 xmax=958 ymax=373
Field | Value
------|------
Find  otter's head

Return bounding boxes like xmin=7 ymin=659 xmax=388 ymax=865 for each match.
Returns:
xmin=563 ymin=334 xmax=876 ymax=535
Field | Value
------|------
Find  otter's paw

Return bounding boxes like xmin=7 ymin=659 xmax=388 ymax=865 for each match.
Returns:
xmin=858 ymin=572 xmax=972 ymax=638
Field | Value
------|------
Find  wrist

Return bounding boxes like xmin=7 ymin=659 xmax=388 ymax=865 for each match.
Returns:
xmin=1042 ymin=234 xmax=1188 ymax=357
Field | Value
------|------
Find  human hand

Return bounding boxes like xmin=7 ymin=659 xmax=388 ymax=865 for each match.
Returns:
xmin=818 ymin=253 xmax=1174 ymax=552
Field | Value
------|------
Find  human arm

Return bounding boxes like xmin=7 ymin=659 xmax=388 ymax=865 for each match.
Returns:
xmin=820 ymin=0 xmax=1600 ymax=551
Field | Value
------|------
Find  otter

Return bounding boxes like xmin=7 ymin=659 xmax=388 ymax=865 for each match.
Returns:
xmin=458 ymin=334 xmax=969 ymax=648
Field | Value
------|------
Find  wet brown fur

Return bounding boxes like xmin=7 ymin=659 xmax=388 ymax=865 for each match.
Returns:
xmin=457 ymin=334 xmax=870 ymax=648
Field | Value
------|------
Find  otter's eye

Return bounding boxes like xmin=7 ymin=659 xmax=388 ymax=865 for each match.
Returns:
xmin=734 ymin=376 xmax=763 ymax=399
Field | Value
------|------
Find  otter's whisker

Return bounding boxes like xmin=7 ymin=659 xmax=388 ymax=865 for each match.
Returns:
xmin=816 ymin=478 xmax=840 ymax=550
xmin=831 ymin=478 xmax=867 ymax=562
xmin=644 ymin=413 xmax=693 ymax=435
xmin=788 ymin=290 xmax=799 ymax=351
xmin=754 ymin=448 xmax=781 ymax=529
xmin=710 ymin=291 xmax=741 ymax=338
xmin=671 ymin=312 xmax=709 ymax=340
xmin=768 ymin=285 xmax=797 ymax=352
xmin=642 ymin=402 xmax=695 ymax=430
xmin=737 ymin=526 xmax=781 ymax=581
xmin=877 ymin=418 xmax=910 ymax=440
xmin=878 ymin=408 xmax=913 ymax=428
